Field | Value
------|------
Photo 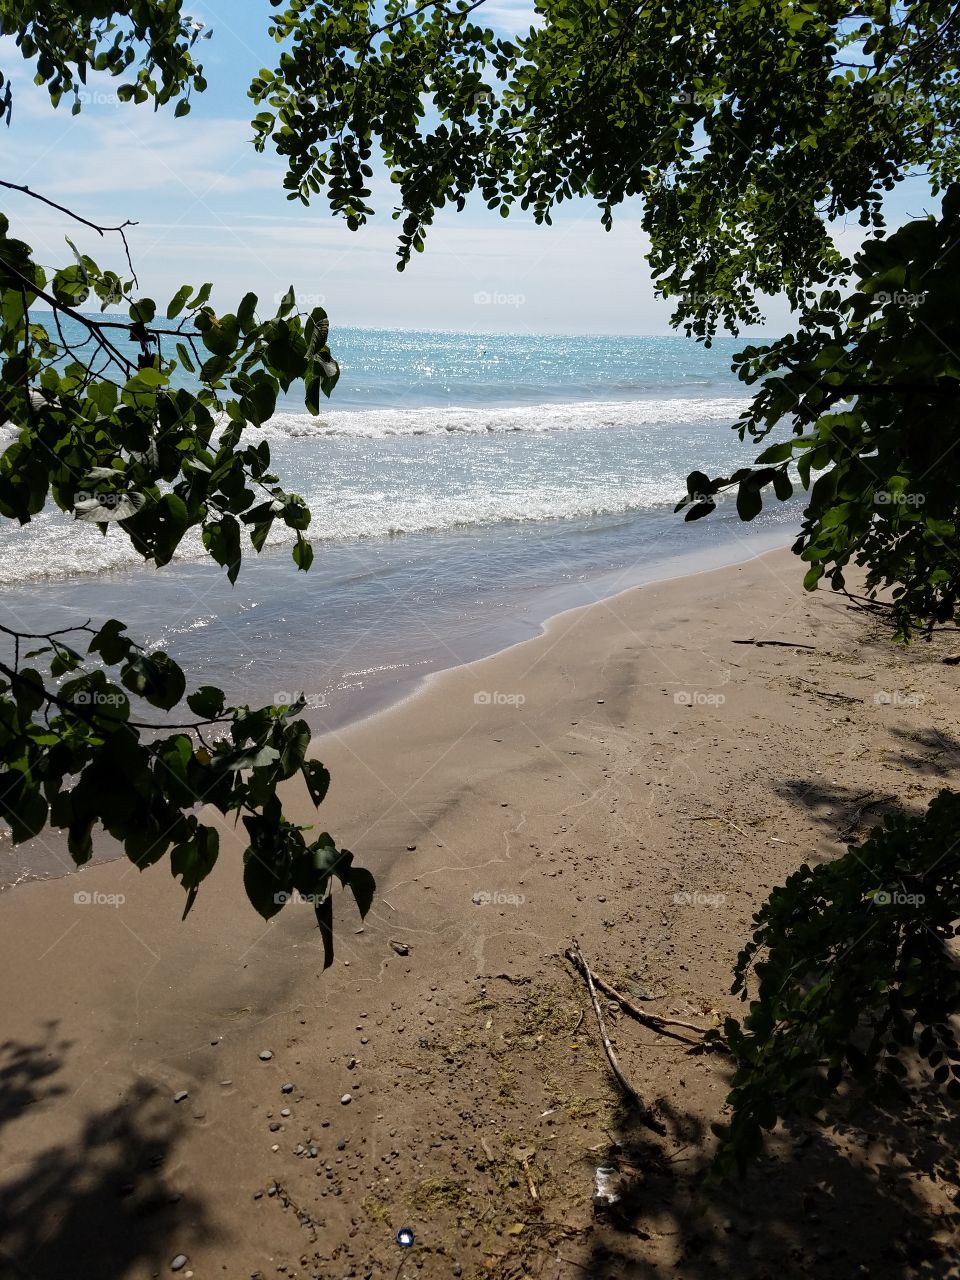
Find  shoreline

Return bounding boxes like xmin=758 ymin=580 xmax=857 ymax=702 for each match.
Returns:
xmin=3 ymin=547 xmax=958 ymax=1278
xmin=1 ymin=528 xmax=791 ymax=892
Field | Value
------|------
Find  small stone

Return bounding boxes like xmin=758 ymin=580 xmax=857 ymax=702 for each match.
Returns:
xmin=341 ymin=1094 xmax=352 ymax=1105
xmin=173 ymin=1091 xmax=188 ymax=1104
xmin=597 ymin=699 xmax=605 ymax=704
xmin=259 ymin=1050 xmax=273 ymax=1061
xmin=406 ymin=844 xmax=417 ymax=851
xmin=281 ymin=1082 xmax=294 ymax=1094
xmin=269 ymin=1123 xmax=281 ymax=1132
xmin=171 ymin=1256 xmax=188 ymax=1272
xmin=280 ymin=1108 xmax=291 ymax=1118
xmin=219 ymin=1080 xmax=232 ymax=1087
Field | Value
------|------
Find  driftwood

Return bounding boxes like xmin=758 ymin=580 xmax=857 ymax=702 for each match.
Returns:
xmin=567 ymin=940 xmax=666 ymax=1135
xmin=794 ymin=675 xmax=861 ymax=704
xmin=586 ymin=967 xmax=710 ymax=1039
xmin=733 ymin=638 xmax=816 ymax=649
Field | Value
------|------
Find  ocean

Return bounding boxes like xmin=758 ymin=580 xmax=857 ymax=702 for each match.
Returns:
xmin=0 ymin=326 xmax=797 ymax=740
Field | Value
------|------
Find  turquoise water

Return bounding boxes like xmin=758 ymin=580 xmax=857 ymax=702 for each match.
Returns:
xmin=0 ymin=326 xmax=797 ymax=732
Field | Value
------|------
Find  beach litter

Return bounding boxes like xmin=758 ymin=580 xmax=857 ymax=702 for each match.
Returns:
xmin=593 ymin=1166 xmax=622 ymax=1212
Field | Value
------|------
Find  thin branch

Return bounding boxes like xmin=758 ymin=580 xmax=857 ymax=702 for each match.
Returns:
xmin=567 ymin=939 xmax=666 ymax=1135
xmin=0 ymin=659 xmax=228 ymax=733
xmin=0 ymin=179 xmax=141 ymax=286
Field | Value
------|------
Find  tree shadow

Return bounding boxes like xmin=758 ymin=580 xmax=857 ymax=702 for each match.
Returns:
xmin=573 ymin=718 xmax=960 ymax=1277
xmin=0 ymin=1029 xmax=214 ymax=1280
xmin=582 ymin=1068 xmax=960 ymax=1279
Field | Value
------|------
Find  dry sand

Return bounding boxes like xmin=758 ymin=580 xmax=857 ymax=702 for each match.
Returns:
xmin=2 ymin=547 xmax=960 ymax=1279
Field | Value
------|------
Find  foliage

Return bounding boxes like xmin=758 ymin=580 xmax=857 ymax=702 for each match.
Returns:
xmin=0 ymin=11 xmax=373 ymax=954
xmin=252 ymin=0 xmax=960 ymax=331
xmin=0 ymin=0 xmax=210 ymax=119
xmin=713 ymin=790 xmax=960 ymax=1176
xmin=676 ymin=187 xmax=960 ymax=639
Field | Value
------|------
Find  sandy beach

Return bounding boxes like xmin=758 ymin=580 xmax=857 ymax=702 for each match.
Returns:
xmin=3 ymin=546 xmax=959 ymax=1280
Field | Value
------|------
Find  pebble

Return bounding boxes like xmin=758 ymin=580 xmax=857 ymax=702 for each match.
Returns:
xmin=173 ymin=1091 xmax=188 ymax=1104
xmin=341 ymin=1094 xmax=352 ymax=1105
xmin=280 ymin=1108 xmax=291 ymax=1118
xmin=259 ymin=1050 xmax=273 ymax=1061
xmin=281 ymin=1082 xmax=294 ymax=1094
xmin=171 ymin=1256 xmax=188 ymax=1272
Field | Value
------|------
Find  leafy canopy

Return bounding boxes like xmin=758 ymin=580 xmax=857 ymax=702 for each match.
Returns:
xmin=0 ymin=2 xmax=373 ymax=954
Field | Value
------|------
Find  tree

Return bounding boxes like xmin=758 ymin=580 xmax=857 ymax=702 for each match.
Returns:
xmin=246 ymin=0 xmax=960 ymax=1166
xmin=0 ymin=4 xmax=374 ymax=959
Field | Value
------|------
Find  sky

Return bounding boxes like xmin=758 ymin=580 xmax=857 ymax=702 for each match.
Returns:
xmin=0 ymin=2 xmax=936 ymax=337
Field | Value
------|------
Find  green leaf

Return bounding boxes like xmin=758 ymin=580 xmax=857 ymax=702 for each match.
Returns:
xmin=301 ymin=760 xmax=331 ymax=806
xmin=186 ymin=685 xmax=226 ymax=719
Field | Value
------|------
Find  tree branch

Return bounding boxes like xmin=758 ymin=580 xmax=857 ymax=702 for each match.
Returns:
xmin=0 ymin=179 xmax=140 ymax=286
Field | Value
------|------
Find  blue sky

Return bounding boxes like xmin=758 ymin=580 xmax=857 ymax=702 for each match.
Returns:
xmin=0 ymin=2 xmax=936 ymax=336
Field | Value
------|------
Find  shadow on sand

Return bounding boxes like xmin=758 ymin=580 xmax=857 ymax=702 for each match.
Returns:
xmin=0 ymin=1026 xmax=214 ymax=1280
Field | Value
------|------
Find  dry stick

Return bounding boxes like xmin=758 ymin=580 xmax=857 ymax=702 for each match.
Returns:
xmin=568 ymin=940 xmax=666 ymax=1135
xmin=585 ymin=966 xmax=710 ymax=1039
xmin=794 ymin=678 xmax=861 ymax=704
xmin=733 ymin=638 xmax=817 ymax=649
xmin=691 ymin=813 xmax=750 ymax=839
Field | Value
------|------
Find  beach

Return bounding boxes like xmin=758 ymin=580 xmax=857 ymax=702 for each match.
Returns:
xmin=3 ymin=546 xmax=959 ymax=1279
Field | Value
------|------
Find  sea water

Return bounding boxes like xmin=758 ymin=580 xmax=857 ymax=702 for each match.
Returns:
xmin=0 ymin=327 xmax=797 ymax=733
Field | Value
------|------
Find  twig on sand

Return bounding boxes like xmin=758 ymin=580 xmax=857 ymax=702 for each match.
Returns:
xmin=567 ymin=939 xmax=666 ymax=1135
xmin=572 ymin=1007 xmax=584 ymax=1034
xmin=733 ymin=637 xmax=817 ymax=649
xmin=794 ymin=676 xmax=861 ymax=703
xmin=580 ymin=965 xmax=710 ymax=1039
xmin=691 ymin=814 xmax=749 ymax=838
